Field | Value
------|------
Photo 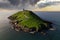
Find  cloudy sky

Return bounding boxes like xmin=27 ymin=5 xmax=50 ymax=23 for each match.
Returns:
xmin=0 ymin=0 xmax=40 ymax=10
xmin=0 ymin=0 xmax=60 ymax=11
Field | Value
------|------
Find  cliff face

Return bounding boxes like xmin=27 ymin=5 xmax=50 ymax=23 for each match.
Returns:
xmin=8 ymin=10 xmax=53 ymax=34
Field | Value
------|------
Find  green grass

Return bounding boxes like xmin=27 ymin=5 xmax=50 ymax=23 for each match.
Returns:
xmin=9 ymin=10 xmax=50 ymax=29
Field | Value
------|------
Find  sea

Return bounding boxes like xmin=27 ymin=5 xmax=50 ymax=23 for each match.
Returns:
xmin=0 ymin=11 xmax=60 ymax=40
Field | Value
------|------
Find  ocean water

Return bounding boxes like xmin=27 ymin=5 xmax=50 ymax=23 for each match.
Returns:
xmin=0 ymin=11 xmax=60 ymax=40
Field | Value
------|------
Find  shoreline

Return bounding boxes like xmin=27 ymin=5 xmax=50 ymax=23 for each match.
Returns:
xmin=9 ymin=20 xmax=55 ymax=35
xmin=8 ymin=10 xmax=56 ymax=35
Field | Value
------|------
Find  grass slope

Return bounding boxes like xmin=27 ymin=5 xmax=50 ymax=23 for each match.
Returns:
xmin=9 ymin=10 xmax=51 ymax=30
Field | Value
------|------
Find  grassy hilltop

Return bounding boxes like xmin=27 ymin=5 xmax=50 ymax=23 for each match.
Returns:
xmin=8 ymin=10 xmax=52 ymax=33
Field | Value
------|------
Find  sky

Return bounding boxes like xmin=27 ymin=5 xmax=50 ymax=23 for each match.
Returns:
xmin=0 ymin=0 xmax=60 ymax=11
xmin=0 ymin=0 xmax=40 ymax=10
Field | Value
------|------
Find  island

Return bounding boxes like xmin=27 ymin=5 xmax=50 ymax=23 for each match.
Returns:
xmin=8 ymin=10 xmax=53 ymax=35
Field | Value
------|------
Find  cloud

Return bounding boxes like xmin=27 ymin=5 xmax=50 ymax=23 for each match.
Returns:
xmin=8 ymin=0 xmax=39 ymax=5
xmin=1 ymin=0 xmax=60 ymax=10
xmin=8 ymin=0 xmax=20 ymax=5
xmin=0 ymin=0 xmax=40 ymax=10
xmin=36 ymin=1 xmax=60 ymax=8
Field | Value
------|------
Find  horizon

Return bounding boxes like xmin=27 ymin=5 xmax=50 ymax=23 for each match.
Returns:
xmin=0 ymin=0 xmax=60 ymax=11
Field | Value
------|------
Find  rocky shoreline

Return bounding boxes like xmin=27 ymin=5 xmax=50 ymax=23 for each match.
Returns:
xmin=8 ymin=10 xmax=56 ymax=35
xmin=9 ymin=20 xmax=55 ymax=35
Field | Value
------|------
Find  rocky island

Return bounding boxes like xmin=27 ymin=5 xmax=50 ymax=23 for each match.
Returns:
xmin=8 ymin=10 xmax=53 ymax=35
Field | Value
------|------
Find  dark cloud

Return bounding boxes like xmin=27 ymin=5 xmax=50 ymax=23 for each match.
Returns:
xmin=29 ymin=0 xmax=39 ymax=5
xmin=0 ymin=0 xmax=40 ymax=9
xmin=8 ymin=0 xmax=20 ymax=5
xmin=0 ymin=2 xmax=12 ymax=9
xmin=8 ymin=0 xmax=39 ymax=5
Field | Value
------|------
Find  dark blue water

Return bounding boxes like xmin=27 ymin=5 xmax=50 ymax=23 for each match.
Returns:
xmin=0 ymin=11 xmax=60 ymax=40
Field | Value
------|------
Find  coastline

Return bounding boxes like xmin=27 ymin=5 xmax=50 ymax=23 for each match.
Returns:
xmin=9 ymin=20 xmax=53 ymax=34
xmin=8 ymin=17 xmax=54 ymax=35
xmin=8 ymin=10 xmax=56 ymax=35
